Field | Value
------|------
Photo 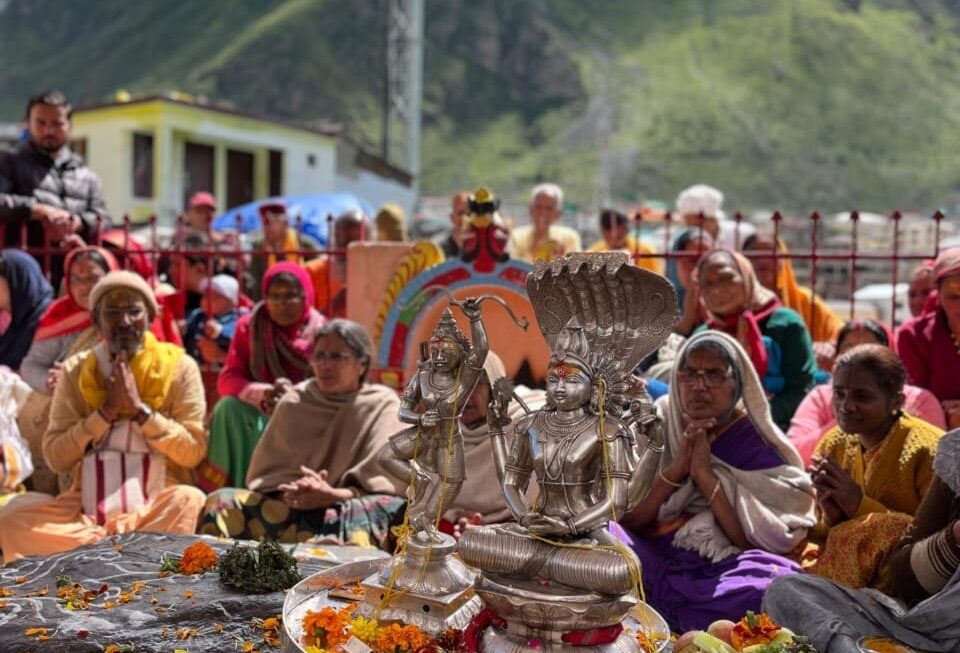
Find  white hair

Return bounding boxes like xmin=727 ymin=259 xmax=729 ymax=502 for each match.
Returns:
xmin=530 ymin=183 xmax=564 ymax=208
xmin=676 ymin=184 xmax=725 ymax=221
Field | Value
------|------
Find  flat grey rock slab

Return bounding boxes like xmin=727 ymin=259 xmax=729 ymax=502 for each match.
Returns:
xmin=0 ymin=531 xmax=388 ymax=652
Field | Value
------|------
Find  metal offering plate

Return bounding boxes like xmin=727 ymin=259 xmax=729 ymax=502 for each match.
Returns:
xmin=857 ymin=636 xmax=925 ymax=653
xmin=283 ymin=558 xmax=389 ymax=653
xmin=282 ymin=557 xmax=669 ymax=653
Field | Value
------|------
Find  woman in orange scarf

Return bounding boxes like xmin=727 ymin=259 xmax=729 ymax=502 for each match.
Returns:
xmin=21 ymin=247 xmax=118 ymax=395
xmin=743 ymin=234 xmax=843 ymax=352
xmin=19 ymin=247 xmax=118 ymax=493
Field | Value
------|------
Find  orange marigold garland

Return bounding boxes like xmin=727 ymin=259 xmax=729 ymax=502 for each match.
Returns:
xmin=180 ymin=541 xmax=219 ymax=574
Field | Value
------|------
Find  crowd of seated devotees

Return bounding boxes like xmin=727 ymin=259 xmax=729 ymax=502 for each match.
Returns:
xmin=0 ymin=192 xmax=957 ymax=646
xmin=0 ymin=255 xmax=548 ymax=561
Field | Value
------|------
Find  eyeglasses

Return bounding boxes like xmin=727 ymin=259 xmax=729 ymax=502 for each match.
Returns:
xmin=676 ymin=368 xmax=732 ymax=388
xmin=312 ymin=351 xmax=356 ymax=364
xmin=266 ymin=293 xmax=304 ymax=305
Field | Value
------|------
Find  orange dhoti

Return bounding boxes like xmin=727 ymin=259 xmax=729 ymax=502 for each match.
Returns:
xmin=0 ymin=484 xmax=204 ymax=563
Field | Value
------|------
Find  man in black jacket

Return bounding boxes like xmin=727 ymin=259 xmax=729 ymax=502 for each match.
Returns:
xmin=0 ymin=91 xmax=111 ymax=284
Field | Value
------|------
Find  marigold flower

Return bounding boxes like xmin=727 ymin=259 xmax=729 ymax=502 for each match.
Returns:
xmin=350 ymin=616 xmax=381 ymax=645
xmin=302 ymin=605 xmax=354 ymax=649
xmin=179 ymin=541 xmax=219 ymax=575
xmin=375 ymin=623 xmax=431 ymax=653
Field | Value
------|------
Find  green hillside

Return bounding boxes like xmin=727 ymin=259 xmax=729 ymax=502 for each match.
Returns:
xmin=2 ymin=0 xmax=959 ymax=212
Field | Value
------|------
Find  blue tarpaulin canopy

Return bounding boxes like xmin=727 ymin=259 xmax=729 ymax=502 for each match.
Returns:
xmin=211 ymin=193 xmax=374 ymax=247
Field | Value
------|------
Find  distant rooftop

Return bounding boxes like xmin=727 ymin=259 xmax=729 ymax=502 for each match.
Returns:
xmin=75 ymin=92 xmax=412 ymax=185
xmin=75 ymin=92 xmax=343 ymax=139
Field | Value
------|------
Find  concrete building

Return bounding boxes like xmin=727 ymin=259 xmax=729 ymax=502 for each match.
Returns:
xmin=70 ymin=94 xmax=413 ymax=225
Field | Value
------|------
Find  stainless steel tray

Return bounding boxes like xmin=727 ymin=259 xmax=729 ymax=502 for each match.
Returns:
xmin=282 ymin=559 xmax=670 ymax=653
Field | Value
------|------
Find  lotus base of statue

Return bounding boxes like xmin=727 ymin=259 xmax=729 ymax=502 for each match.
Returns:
xmin=472 ymin=572 xmax=665 ymax=653
xmin=476 ymin=572 xmax=637 ymax=636
xmin=356 ymin=532 xmax=483 ymax=634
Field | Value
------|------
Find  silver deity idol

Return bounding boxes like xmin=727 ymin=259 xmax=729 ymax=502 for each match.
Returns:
xmin=458 ymin=252 xmax=677 ymax=651
xmin=379 ymin=299 xmax=488 ymax=542
xmin=361 ymin=295 xmax=527 ymax=633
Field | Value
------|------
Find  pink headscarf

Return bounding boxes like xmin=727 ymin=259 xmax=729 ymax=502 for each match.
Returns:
xmin=250 ymin=262 xmax=326 ymax=383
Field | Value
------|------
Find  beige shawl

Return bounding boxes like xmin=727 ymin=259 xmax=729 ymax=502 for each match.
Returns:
xmin=658 ymin=330 xmax=816 ymax=561
xmin=246 ymin=380 xmax=405 ymax=495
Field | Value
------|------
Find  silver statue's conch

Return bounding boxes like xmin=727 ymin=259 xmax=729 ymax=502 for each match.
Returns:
xmin=459 ymin=252 xmax=677 ymax=652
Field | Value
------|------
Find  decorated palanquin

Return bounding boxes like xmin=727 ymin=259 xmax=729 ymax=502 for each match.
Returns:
xmin=346 ymin=188 xmax=547 ymax=390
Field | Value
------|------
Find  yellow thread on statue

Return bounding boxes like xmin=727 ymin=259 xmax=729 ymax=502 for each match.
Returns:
xmin=377 ymin=357 xmax=463 ymax=614
xmin=376 ymin=422 xmax=423 ymax=617
xmin=598 ymin=377 xmax=647 ymax=603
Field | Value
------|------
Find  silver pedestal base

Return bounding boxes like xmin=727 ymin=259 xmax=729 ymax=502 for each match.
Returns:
xmin=471 ymin=573 xmax=669 ymax=653
xmin=476 ymin=572 xmax=636 ymax=636
xmin=356 ymin=532 xmax=483 ymax=634
xmin=479 ymin=624 xmax=648 ymax=653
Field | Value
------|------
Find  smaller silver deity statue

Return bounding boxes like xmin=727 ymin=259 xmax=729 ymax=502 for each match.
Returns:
xmin=379 ymin=300 xmax=488 ymax=543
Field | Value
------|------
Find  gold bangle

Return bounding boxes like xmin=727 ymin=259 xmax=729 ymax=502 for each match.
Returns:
xmin=659 ymin=468 xmax=683 ymax=488
xmin=708 ymin=481 xmax=722 ymax=504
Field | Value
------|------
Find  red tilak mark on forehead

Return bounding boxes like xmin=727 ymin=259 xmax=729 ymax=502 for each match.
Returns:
xmin=553 ymin=363 xmax=581 ymax=380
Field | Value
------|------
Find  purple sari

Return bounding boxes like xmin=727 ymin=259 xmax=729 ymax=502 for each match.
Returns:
xmin=612 ymin=416 xmax=802 ymax=632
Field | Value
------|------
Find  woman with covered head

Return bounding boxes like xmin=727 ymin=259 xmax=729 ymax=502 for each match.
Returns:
xmin=788 ymin=319 xmax=945 ymax=465
xmin=898 ymin=247 xmax=960 ymax=429
xmin=743 ymin=233 xmax=843 ymax=353
xmin=695 ymin=248 xmax=816 ymax=430
xmin=764 ymin=429 xmax=960 ymax=653
xmin=0 ymin=271 xmax=206 ymax=561
xmin=612 ymin=331 xmax=815 ymax=632
xmin=200 ymin=319 xmax=406 ymax=548
xmin=666 ymin=229 xmax=714 ymax=337
xmin=805 ymin=344 xmax=942 ymax=591
xmin=18 ymin=246 xmax=117 ymax=493
xmin=0 ymin=249 xmax=53 ymax=370
xmin=199 ymin=262 xmax=326 ymax=491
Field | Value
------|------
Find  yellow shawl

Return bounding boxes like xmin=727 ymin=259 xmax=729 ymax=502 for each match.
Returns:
xmin=813 ymin=413 xmax=941 ymax=535
xmin=266 ymin=227 xmax=303 ymax=268
xmin=775 ymin=240 xmax=843 ymax=343
xmin=77 ymin=332 xmax=184 ymax=419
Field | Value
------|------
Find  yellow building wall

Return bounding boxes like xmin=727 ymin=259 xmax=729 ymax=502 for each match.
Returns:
xmin=72 ymin=100 xmax=337 ymax=226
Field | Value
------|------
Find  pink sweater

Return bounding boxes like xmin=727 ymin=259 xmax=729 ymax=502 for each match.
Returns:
xmin=787 ymin=383 xmax=946 ymax=466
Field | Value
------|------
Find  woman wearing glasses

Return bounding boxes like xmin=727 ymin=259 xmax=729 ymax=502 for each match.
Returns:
xmin=611 ymin=331 xmax=815 ymax=632
xmin=197 ymin=262 xmax=326 ymax=492
xmin=199 ymin=319 xmax=406 ymax=546
xmin=694 ymin=248 xmax=817 ymax=431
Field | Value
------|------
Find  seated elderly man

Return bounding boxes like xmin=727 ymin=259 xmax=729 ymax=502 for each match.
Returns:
xmin=0 ymin=271 xmax=206 ymax=562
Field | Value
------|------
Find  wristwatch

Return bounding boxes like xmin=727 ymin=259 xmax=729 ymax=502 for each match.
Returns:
xmin=133 ymin=404 xmax=154 ymax=426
